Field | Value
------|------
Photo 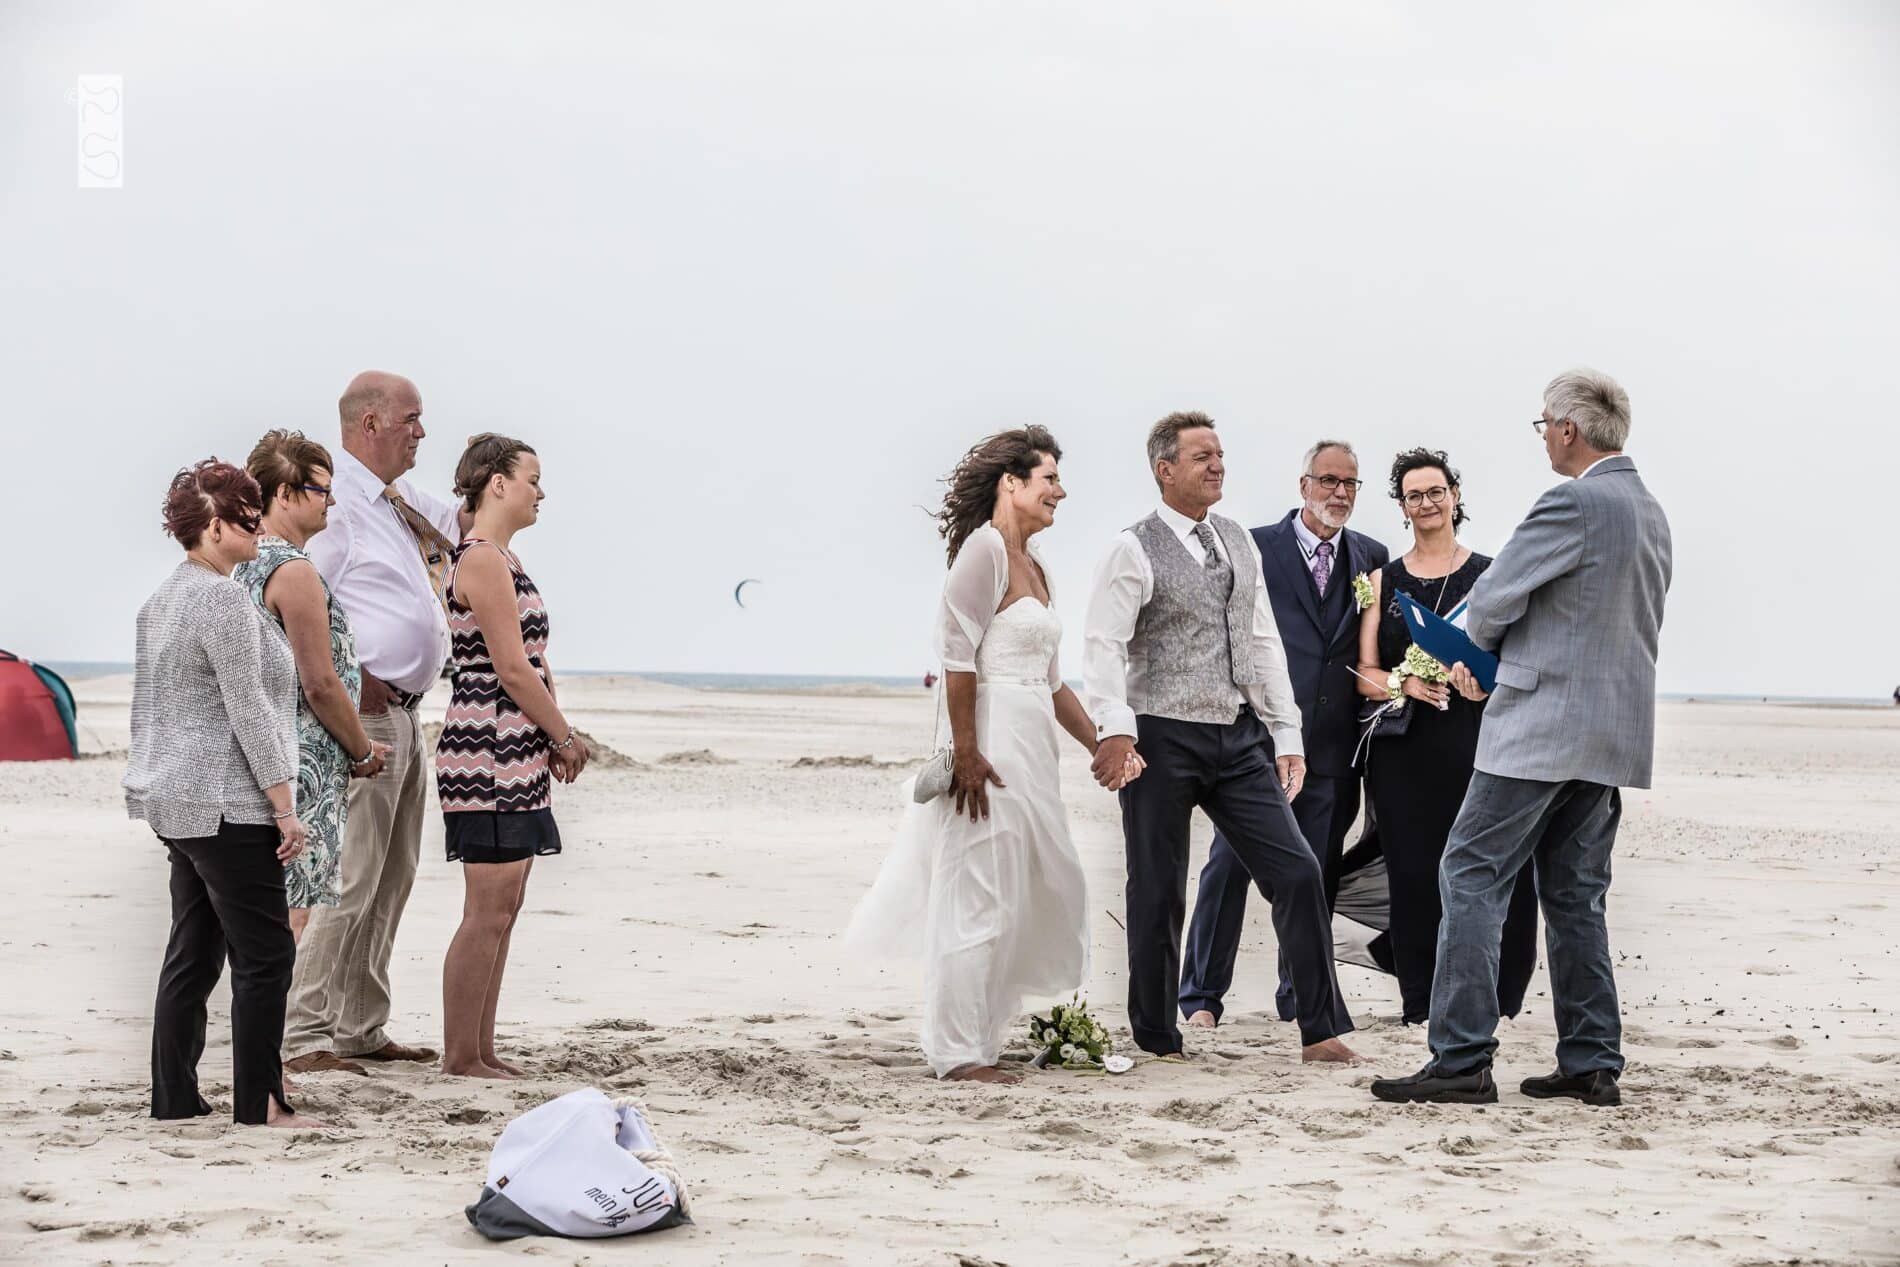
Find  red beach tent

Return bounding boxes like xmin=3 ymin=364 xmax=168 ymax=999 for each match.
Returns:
xmin=0 ymin=651 xmax=79 ymax=761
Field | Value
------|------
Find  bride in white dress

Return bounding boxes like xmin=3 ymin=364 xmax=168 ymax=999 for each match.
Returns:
xmin=846 ymin=427 xmax=1142 ymax=1084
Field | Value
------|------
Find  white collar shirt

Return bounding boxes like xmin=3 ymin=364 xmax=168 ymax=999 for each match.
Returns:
xmin=1289 ymin=511 xmax=1344 ymax=581
xmin=304 ymin=448 xmax=463 ymax=696
xmin=1579 ymin=454 xmax=1621 ymax=478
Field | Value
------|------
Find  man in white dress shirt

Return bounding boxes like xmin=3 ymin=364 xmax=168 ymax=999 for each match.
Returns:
xmin=1084 ymin=412 xmax=1359 ymax=1063
xmin=283 ymin=371 xmax=463 ymax=1074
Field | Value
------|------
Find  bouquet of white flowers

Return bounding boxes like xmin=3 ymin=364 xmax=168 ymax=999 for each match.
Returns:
xmin=1026 ymin=995 xmax=1112 ymax=1070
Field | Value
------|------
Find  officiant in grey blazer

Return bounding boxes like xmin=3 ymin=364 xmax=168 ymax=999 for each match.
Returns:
xmin=1372 ymin=368 xmax=1672 ymax=1107
xmin=1084 ymin=412 xmax=1359 ymax=1064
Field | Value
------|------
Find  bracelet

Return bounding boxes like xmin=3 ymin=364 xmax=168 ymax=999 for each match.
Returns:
xmin=349 ymin=747 xmax=375 ymax=768
xmin=271 ymin=808 xmax=295 ymax=820
xmin=550 ymin=730 xmax=576 ymax=753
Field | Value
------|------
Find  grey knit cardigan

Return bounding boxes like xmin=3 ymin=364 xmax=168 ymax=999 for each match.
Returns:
xmin=123 ymin=562 xmax=298 ymax=839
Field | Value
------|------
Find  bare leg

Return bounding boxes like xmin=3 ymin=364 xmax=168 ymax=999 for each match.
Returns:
xmin=441 ymin=860 xmax=528 ymax=1078
xmin=477 ymin=860 xmax=532 ymax=1077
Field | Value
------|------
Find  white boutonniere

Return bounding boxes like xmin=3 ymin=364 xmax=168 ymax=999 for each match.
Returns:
xmin=1351 ymin=573 xmax=1376 ymax=613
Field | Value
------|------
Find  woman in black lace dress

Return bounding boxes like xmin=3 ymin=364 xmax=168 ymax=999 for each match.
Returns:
xmin=1354 ymin=449 xmax=1538 ymax=1025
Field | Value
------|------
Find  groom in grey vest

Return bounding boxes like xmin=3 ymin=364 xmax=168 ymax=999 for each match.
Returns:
xmin=1372 ymin=368 xmax=1672 ymax=1107
xmin=1084 ymin=412 xmax=1358 ymax=1062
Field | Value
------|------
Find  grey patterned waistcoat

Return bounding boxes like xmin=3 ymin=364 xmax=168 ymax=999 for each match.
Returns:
xmin=1127 ymin=511 xmax=1263 ymax=724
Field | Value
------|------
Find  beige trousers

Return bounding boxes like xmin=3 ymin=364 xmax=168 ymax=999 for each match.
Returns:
xmin=282 ymin=704 xmax=427 ymax=1060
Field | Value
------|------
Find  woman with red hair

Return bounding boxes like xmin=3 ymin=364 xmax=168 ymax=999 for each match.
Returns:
xmin=123 ymin=459 xmax=327 ymax=1129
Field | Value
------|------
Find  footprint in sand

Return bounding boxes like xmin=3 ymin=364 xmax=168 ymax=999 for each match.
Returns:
xmin=1749 ymin=1034 xmax=1802 ymax=1050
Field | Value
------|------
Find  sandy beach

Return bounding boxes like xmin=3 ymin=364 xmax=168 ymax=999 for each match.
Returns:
xmin=1 ymin=675 xmax=1896 ymax=1266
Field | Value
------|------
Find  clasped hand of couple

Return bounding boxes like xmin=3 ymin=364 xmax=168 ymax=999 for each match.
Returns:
xmin=1093 ymin=735 xmax=1308 ymax=802
xmin=949 ymin=741 xmax=1148 ymax=822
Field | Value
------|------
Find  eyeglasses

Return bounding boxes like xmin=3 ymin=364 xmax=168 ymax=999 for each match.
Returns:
xmin=1531 ymin=417 xmax=1569 ymax=436
xmin=1400 ymin=486 xmax=1451 ymax=508
xmin=1302 ymin=474 xmax=1364 ymax=493
xmin=298 ymin=481 xmax=334 ymax=500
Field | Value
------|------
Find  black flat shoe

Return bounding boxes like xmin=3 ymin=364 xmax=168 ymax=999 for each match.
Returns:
xmin=1520 ymin=1068 xmax=1621 ymax=1106
xmin=1370 ymin=1063 xmax=1497 ymax=1105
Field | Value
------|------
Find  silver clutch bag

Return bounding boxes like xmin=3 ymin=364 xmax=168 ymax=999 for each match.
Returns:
xmin=912 ymin=678 xmax=954 ymax=803
xmin=912 ymin=744 xmax=955 ymax=804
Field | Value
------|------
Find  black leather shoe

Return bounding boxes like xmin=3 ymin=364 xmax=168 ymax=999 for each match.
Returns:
xmin=1370 ymin=1063 xmax=1497 ymax=1104
xmin=1520 ymin=1068 xmax=1621 ymax=1106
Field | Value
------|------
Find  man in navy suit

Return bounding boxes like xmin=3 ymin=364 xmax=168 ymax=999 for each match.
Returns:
xmin=1179 ymin=440 xmax=1389 ymax=1027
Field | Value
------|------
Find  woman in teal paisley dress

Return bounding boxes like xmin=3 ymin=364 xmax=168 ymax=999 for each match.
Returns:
xmin=236 ymin=431 xmax=391 ymax=939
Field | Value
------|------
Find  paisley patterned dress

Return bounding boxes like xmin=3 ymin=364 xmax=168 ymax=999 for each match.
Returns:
xmin=235 ymin=536 xmax=361 ymax=907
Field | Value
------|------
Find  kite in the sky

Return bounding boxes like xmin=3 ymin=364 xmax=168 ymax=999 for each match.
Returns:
xmin=733 ymin=578 xmax=762 ymax=608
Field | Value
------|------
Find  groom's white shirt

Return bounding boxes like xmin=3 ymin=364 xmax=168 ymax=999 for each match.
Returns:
xmin=1083 ymin=502 xmax=1305 ymax=756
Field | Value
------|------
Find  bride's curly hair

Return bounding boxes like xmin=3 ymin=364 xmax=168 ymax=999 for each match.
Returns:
xmin=936 ymin=426 xmax=1063 ymax=565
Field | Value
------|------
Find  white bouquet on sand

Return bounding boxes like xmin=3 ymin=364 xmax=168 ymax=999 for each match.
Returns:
xmin=1027 ymin=996 xmax=1112 ymax=1070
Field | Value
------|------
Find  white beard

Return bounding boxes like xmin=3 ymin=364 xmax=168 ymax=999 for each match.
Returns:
xmin=1304 ymin=498 xmax=1350 ymax=532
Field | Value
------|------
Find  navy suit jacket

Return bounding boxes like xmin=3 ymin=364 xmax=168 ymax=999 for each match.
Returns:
xmin=1253 ymin=510 xmax=1389 ymax=776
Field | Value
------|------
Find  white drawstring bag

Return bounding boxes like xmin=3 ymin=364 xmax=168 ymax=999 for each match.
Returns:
xmin=466 ymin=1089 xmax=691 ymax=1240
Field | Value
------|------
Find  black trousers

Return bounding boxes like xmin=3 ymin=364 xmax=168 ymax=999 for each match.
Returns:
xmin=1178 ymin=771 xmax=1360 ymax=1022
xmin=151 ymin=821 xmax=296 ymax=1124
xmin=1121 ymin=713 xmax=1354 ymax=1054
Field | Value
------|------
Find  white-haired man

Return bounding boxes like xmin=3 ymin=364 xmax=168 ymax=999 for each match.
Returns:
xmin=1372 ymin=369 xmax=1672 ymax=1106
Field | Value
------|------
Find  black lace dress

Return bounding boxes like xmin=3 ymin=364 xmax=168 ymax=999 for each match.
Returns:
xmin=1365 ymin=552 xmax=1538 ymax=1024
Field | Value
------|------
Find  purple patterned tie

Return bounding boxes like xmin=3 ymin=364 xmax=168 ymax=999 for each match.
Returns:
xmin=1312 ymin=540 xmax=1334 ymax=595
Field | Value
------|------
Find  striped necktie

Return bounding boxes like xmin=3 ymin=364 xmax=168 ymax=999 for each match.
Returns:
xmin=384 ymin=487 xmax=454 ymax=616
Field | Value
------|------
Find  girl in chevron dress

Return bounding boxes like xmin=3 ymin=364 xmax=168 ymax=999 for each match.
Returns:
xmin=435 ymin=434 xmax=591 ymax=1077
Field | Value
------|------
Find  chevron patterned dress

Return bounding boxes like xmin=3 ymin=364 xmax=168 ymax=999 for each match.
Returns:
xmin=436 ymin=540 xmax=561 ymax=862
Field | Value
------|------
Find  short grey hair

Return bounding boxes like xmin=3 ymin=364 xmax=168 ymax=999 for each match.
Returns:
xmin=1544 ymin=368 xmax=1631 ymax=451
xmin=1301 ymin=439 xmax=1357 ymax=474
xmin=1147 ymin=410 xmax=1215 ymax=480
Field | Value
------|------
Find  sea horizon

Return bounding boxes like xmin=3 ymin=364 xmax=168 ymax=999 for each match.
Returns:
xmin=28 ymin=660 xmax=1894 ymax=708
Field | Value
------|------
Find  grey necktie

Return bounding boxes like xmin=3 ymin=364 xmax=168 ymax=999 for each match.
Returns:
xmin=1192 ymin=522 xmax=1234 ymax=596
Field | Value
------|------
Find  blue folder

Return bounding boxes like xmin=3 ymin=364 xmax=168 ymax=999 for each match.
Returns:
xmin=1394 ymin=592 xmax=1498 ymax=693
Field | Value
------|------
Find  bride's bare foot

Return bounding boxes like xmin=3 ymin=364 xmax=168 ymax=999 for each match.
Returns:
xmin=484 ymin=1054 xmax=525 ymax=1076
xmin=481 ymin=1061 xmax=521 ymax=1080
xmin=1301 ymin=1037 xmax=1364 ymax=1065
xmin=440 ymin=1060 xmax=510 ymax=1079
xmin=1186 ymin=1010 xmax=1218 ymax=1029
xmin=263 ymin=1096 xmax=329 ymax=1130
xmin=945 ymin=1065 xmax=1022 ymax=1085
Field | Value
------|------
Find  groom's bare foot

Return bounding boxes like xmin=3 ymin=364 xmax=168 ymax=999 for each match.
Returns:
xmin=263 ymin=1097 xmax=329 ymax=1130
xmin=1186 ymin=1010 xmax=1217 ymax=1029
xmin=440 ymin=1060 xmax=510 ymax=1079
xmin=945 ymin=1065 xmax=1021 ymax=1085
xmin=484 ymin=1054 xmax=525 ymax=1076
xmin=1301 ymin=1037 xmax=1364 ymax=1065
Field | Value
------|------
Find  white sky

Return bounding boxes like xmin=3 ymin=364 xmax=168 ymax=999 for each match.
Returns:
xmin=4 ymin=2 xmax=1896 ymax=697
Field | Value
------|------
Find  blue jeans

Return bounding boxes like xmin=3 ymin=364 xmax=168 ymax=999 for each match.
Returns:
xmin=1428 ymin=773 xmax=1624 ymax=1077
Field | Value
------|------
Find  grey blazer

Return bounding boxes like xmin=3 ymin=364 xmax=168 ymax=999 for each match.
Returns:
xmin=1465 ymin=455 xmax=1672 ymax=789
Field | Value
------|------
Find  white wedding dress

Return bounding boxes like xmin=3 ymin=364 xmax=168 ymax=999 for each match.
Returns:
xmin=845 ymin=525 xmax=1090 ymax=1077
